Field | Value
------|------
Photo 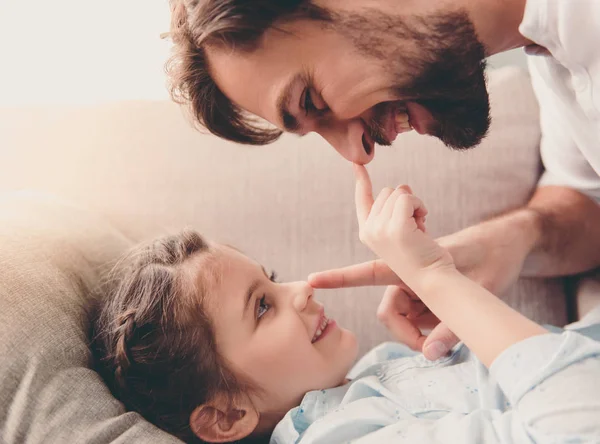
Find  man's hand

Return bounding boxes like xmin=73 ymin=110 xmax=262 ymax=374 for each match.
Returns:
xmin=376 ymin=284 xmax=458 ymax=359
xmin=310 ymin=195 xmax=541 ymax=359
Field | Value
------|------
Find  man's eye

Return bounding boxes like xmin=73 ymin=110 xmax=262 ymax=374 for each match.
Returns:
xmin=302 ymin=88 xmax=329 ymax=115
xmin=257 ymin=295 xmax=270 ymax=320
xmin=303 ymin=89 xmax=316 ymax=115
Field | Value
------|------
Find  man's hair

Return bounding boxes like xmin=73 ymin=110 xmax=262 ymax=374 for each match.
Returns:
xmin=166 ymin=0 xmax=332 ymax=145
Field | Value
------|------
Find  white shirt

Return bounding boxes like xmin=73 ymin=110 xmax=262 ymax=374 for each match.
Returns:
xmin=519 ymin=0 xmax=600 ymax=202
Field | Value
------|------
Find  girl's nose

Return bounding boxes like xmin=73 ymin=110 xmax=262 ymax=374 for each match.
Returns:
xmin=291 ymin=281 xmax=313 ymax=312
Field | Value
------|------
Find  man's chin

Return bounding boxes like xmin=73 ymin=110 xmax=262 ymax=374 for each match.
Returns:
xmin=422 ymin=105 xmax=491 ymax=150
xmin=435 ymin=123 xmax=489 ymax=150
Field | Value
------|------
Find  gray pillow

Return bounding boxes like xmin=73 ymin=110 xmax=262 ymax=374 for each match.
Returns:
xmin=0 ymin=192 xmax=183 ymax=443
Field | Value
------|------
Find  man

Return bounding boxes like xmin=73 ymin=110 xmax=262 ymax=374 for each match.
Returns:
xmin=167 ymin=0 xmax=600 ymax=360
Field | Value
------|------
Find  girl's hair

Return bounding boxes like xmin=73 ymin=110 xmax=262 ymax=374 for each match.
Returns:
xmin=165 ymin=0 xmax=332 ymax=145
xmin=93 ymin=230 xmax=251 ymax=443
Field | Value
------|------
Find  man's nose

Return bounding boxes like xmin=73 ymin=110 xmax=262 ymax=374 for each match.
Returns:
xmin=317 ymin=118 xmax=374 ymax=165
xmin=291 ymin=281 xmax=313 ymax=312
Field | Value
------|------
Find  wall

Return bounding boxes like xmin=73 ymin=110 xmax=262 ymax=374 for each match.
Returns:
xmin=0 ymin=1 xmax=527 ymax=106
xmin=0 ymin=0 xmax=172 ymax=106
xmin=488 ymin=48 xmax=528 ymax=69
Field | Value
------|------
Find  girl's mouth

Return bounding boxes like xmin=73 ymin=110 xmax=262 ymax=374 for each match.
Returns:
xmin=312 ymin=313 xmax=336 ymax=343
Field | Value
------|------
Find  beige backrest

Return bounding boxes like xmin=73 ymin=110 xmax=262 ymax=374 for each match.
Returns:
xmin=0 ymin=67 xmax=567 ymax=355
xmin=0 ymin=66 xmax=569 ymax=443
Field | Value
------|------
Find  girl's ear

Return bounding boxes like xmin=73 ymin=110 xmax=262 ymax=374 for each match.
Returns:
xmin=190 ymin=393 xmax=259 ymax=443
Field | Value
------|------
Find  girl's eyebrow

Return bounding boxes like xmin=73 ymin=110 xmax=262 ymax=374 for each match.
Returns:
xmin=243 ymin=280 xmax=260 ymax=320
xmin=242 ymin=266 xmax=270 ymax=320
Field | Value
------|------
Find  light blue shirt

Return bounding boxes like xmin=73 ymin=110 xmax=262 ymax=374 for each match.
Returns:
xmin=271 ymin=322 xmax=600 ymax=443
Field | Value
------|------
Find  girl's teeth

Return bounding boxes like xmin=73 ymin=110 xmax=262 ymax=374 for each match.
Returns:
xmin=313 ymin=317 xmax=330 ymax=342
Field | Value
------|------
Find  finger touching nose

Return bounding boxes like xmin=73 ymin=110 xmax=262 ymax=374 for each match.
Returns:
xmin=318 ymin=119 xmax=375 ymax=165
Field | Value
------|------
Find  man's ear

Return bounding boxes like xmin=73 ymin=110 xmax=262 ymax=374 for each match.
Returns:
xmin=190 ymin=393 xmax=259 ymax=443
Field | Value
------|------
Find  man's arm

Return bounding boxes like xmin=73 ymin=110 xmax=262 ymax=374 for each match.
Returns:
xmin=523 ymin=185 xmax=600 ymax=277
xmin=437 ymin=184 xmax=600 ymax=295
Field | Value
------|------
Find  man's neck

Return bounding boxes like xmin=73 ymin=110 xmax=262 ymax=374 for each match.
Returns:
xmin=466 ymin=0 xmax=532 ymax=56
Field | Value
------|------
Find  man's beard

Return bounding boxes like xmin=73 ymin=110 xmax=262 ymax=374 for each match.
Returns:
xmin=334 ymin=9 xmax=491 ymax=150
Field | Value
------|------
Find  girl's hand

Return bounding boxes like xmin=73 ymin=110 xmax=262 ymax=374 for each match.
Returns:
xmin=354 ymin=164 xmax=454 ymax=279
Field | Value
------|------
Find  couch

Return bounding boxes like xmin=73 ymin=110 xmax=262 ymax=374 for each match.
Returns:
xmin=1 ymin=66 xmax=598 ymax=443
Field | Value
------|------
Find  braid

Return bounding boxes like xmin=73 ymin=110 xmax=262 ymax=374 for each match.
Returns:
xmin=113 ymin=308 xmax=137 ymax=388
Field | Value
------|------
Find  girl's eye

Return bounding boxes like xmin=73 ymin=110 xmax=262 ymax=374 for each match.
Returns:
xmin=257 ymin=295 xmax=270 ymax=320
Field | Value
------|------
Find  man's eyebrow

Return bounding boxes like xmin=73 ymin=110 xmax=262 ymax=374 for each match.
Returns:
xmin=277 ymin=73 xmax=304 ymax=132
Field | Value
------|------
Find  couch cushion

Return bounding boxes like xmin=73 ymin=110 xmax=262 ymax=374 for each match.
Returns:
xmin=576 ymin=271 xmax=600 ymax=319
xmin=0 ymin=192 xmax=183 ymax=443
xmin=0 ymin=67 xmax=567 ymax=358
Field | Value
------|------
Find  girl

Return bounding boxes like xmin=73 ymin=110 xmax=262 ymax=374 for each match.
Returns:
xmin=94 ymin=166 xmax=600 ymax=444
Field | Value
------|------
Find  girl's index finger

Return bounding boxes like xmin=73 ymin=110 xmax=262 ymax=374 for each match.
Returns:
xmin=353 ymin=164 xmax=374 ymax=226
